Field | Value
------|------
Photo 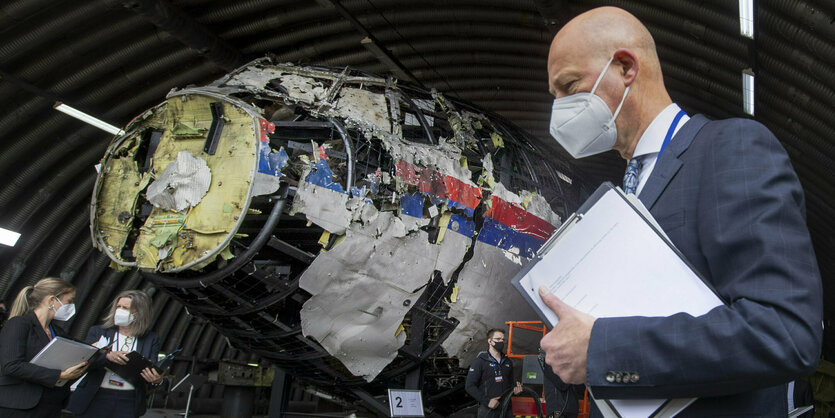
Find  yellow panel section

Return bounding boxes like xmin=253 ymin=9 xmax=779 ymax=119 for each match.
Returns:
xmin=94 ymin=136 xmax=150 ymax=259
xmin=133 ymin=210 xmax=186 ymax=269
xmin=94 ymin=93 xmax=259 ymax=271
xmin=117 ymin=94 xmax=257 ymax=271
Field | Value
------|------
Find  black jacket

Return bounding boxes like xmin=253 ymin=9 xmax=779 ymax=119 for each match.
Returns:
xmin=67 ymin=325 xmax=160 ymax=417
xmin=0 ymin=311 xmax=70 ymax=410
xmin=465 ymin=351 xmax=514 ymax=406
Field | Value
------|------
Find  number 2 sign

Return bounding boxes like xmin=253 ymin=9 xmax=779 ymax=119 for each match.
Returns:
xmin=387 ymin=389 xmax=424 ymax=417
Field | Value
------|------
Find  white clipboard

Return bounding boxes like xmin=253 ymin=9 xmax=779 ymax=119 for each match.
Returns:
xmin=511 ymin=182 xmax=726 ymax=418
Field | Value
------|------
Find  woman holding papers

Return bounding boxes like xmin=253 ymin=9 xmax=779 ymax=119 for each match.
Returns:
xmin=67 ymin=290 xmax=162 ymax=418
xmin=0 ymin=277 xmax=88 ymax=417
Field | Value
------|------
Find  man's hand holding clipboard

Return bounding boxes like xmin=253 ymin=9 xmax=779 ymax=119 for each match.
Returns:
xmin=537 ymin=286 xmax=595 ymax=385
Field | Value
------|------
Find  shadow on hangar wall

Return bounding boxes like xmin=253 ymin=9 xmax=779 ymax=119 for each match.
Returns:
xmin=1 ymin=0 xmax=835 ymax=413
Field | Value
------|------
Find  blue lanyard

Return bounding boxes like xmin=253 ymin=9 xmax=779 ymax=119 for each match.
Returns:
xmin=657 ymin=109 xmax=687 ymax=161
xmin=115 ymin=331 xmax=136 ymax=352
xmin=48 ymin=324 xmax=55 ymax=339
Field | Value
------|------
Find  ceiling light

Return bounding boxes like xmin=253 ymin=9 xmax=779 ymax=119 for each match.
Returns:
xmin=742 ymin=69 xmax=755 ymax=116
xmin=53 ymin=102 xmax=125 ymax=136
xmin=0 ymin=227 xmax=21 ymax=247
xmin=739 ymin=0 xmax=754 ymax=39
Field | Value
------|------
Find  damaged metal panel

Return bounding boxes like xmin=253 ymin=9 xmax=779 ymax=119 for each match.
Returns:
xmin=296 ymin=149 xmax=475 ymax=378
xmin=444 ymin=239 xmax=539 ymax=367
xmin=92 ymin=93 xmax=262 ymax=272
xmin=445 ymin=184 xmax=561 ymax=366
xmin=290 ymin=158 xmax=353 ymax=235
xmin=90 ymin=57 xmax=588 ymax=410
xmin=92 ymin=137 xmax=152 ymax=262
xmin=298 ymin=205 xmax=474 ymax=379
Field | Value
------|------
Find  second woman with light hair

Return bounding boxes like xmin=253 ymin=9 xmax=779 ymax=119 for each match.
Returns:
xmin=67 ymin=290 xmax=162 ymax=418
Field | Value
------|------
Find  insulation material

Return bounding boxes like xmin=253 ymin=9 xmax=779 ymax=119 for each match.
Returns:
xmin=224 ymin=67 xmax=327 ymax=105
xmin=146 ymin=151 xmax=212 ymax=212
xmin=223 ymin=66 xmax=286 ymax=89
xmin=276 ymin=73 xmax=327 ymax=104
xmin=334 ymin=87 xmax=391 ymax=133
xmin=299 ymin=210 xmax=469 ymax=381
xmin=443 ymin=241 xmax=539 ymax=367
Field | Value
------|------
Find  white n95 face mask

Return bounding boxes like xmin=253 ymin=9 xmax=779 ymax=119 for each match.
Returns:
xmin=549 ymin=56 xmax=631 ymax=159
xmin=114 ymin=308 xmax=135 ymax=326
xmin=52 ymin=297 xmax=76 ymax=321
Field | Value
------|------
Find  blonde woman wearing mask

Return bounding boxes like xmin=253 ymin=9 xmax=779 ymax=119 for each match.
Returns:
xmin=67 ymin=290 xmax=162 ymax=418
xmin=0 ymin=277 xmax=88 ymax=417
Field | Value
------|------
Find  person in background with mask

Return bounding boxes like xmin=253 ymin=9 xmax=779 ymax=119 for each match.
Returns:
xmin=67 ymin=290 xmax=162 ymax=418
xmin=539 ymin=6 xmax=821 ymax=416
xmin=465 ymin=328 xmax=523 ymax=417
xmin=0 ymin=277 xmax=88 ymax=417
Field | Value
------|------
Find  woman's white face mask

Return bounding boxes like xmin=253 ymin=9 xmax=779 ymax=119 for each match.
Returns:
xmin=52 ymin=296 xmax=76 ymax=321
xmin=114 ymin=308 xmax=135 ymax=326
xmin=549 ymin=56 xmax=631 ymax=159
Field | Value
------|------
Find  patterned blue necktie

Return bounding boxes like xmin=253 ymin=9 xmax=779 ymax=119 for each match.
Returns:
xmin=623 ymin=157 xmax=643 ymax=194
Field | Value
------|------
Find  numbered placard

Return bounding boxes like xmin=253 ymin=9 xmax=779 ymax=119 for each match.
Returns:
xmin=387 ymin=389 xmax=424 ymax=417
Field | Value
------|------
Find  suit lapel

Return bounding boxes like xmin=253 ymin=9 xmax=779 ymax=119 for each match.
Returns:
xmin=28 ymin=312 xmax=50 ymax=347
xmin=106 ymin=328 xmax=116 ymax=348
xmin=135 ymin=334 xmax=146 ymax=356
xmin=639 ymin=115 xmax=709 ymax=210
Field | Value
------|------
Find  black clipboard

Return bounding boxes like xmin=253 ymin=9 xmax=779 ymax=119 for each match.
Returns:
xmin=107 ymin=351 xmax=160 ymax=385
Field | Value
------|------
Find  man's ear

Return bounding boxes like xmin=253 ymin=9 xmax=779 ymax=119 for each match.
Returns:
xmin=613 ymin=48 xmax=639 ymax=86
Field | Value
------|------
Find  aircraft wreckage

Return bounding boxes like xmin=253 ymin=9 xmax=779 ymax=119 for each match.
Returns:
xmin=90 ymin=56 xmax=590 ymax=411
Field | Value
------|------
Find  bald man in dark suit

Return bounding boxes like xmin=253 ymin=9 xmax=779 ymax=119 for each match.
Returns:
xmin=538 ymin=6 xmax=822 ymax=417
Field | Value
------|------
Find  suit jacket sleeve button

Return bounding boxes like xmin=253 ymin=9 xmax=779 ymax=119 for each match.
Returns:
xmin=605 ymin=372 xmax=615 ymax=383
xmin=615 ymin=372 xmax=623 ymax=383
xmin=630 ymin=373 xmax=640 ymax=383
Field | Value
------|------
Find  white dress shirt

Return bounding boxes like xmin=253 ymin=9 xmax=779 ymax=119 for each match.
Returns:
xmin=100 ymin=332 xmax=137 ymax=390
xmin=631 ymin=103 xmax=690 ymax=196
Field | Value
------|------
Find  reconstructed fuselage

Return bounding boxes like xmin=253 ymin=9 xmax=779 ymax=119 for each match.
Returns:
xmin=90 ymin=57 xmax=589 ymax=410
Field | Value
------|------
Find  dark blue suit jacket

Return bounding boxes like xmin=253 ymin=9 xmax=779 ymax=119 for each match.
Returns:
xmin=66 ymin=325 xmax=160 ymax=417
xmin=587 ymin=115 xmax=823 ymax=416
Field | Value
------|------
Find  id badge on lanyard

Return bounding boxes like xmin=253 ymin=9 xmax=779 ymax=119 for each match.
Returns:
xmin=491 ymin=362 xmax=503 ymax=383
